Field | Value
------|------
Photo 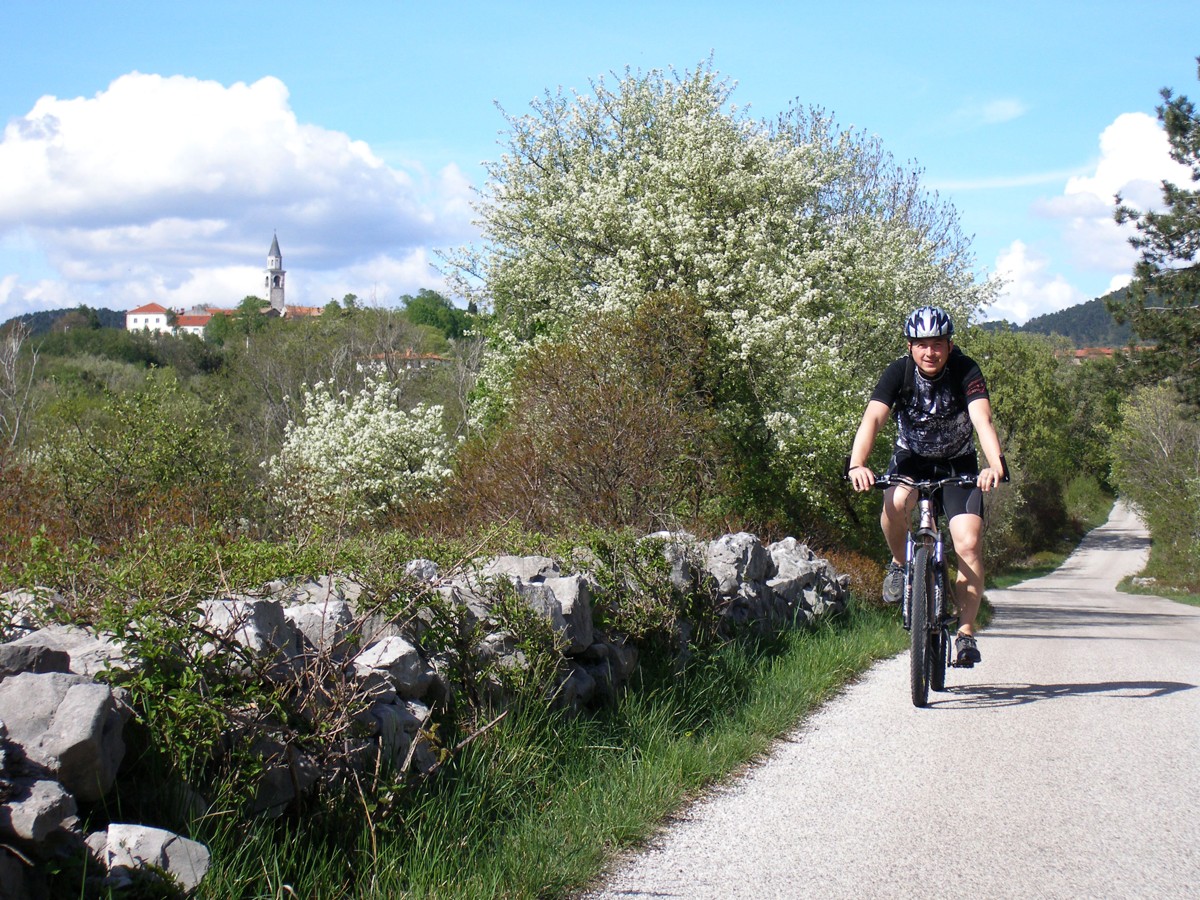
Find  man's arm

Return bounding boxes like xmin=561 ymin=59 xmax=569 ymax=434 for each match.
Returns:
xmin=967 ymin=398 xmax=1005 ymax=491
xmin=848 ymin=400 xmax=892 ymax=492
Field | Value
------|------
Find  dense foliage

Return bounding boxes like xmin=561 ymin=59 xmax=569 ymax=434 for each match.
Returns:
xmin=0 ymin=304 xmax=126 ymax=336
xmin=447 ymin=61 xmax=994 ymax=530
xmin=1111 ymin=384 xmax=1200 ymax=589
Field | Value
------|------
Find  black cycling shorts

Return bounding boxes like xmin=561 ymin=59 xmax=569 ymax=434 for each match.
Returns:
xmin=886 ymin=448 xmax=983 ymax=520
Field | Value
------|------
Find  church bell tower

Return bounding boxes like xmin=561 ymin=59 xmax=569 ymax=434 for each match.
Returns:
xmin=265 ymin=233 xmax=286 ymax=312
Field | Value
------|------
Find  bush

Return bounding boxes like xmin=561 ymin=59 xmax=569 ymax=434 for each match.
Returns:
xmin=444 ymin=293 xmax=723 ymax=533
xmin=1110 ymin=383 xmax=1200 ymax=586
xmin=28 ymin=370 xmax=244 ymax=549
xmin=265 ymin=374 xmax=452 ymax=531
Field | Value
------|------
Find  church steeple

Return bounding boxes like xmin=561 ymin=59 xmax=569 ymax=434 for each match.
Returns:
xmin=265 ymin=233 xmax=286 ymax=312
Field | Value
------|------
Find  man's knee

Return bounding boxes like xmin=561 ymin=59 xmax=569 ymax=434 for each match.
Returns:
xmin=950 ymin=515 xmax=983 ymax=563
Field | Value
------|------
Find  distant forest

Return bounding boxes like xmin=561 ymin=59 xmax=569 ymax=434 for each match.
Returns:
xmin=982 ymin=289 xmax=1134 ymax=348
xmin=1 ymin=305 xmax=126 ymax=336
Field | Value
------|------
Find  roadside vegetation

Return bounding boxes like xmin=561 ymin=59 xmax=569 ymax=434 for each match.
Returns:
xmin=0 ymin=56 xmax=1196 ymax=897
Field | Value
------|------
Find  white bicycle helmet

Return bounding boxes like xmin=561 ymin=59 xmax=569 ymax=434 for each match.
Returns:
xmin=904 ymin=305 xmax=954 ymax=339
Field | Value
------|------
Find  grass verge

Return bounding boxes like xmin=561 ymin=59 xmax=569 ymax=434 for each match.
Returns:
xmin=194 ymin=601 xmax=907 ymax=899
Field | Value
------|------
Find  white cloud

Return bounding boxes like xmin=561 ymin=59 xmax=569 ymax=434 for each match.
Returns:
xmin=1037 ymin=112 xmax=1193 ymax=278
xmin=1107 ymin=272 xmax=1133 ymax=295
xmin=982 ymin=111 xmax=1192 ymax=325
xmin=979 ymin=98 xmax=1028 ymax=125
xmin=0 ymin=72 xmax=477 ymax=318
xmin=987 ymin=239 xmax=1086 ymax=324
xmin=949 ymin=97 xmax=1029 ymax=131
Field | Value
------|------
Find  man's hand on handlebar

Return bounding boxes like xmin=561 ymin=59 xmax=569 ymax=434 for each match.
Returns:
xmin=848 ymin=464 xmax=875 ymax=492
xmin=977 ymin=467 xmax=1004 ymax=492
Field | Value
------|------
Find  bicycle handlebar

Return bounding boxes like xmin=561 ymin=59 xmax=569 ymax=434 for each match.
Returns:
xmin=842 ymin=455 xmax=1010 ymax=490
xmin=868 ymin=473 xmax=978 ymax=492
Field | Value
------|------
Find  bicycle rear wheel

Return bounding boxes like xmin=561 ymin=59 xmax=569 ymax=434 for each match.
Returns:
xmin=909 ymin=545 xmax=933 ymax=707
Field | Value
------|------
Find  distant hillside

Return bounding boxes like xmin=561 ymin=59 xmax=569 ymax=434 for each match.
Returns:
xmin=1020 ymin=292 xmax=1134 ymax=347
xmin=1 ymin=306 xmax=125 ymax=336
xmin=980 ymin=291 xmax=1134 ymax=348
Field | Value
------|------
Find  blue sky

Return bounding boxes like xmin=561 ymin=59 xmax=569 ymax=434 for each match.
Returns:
xmin=0 ymin=1 xmax=1196 ymax=324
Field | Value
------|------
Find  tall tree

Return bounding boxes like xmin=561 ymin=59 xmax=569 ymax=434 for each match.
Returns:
xmin=401 ymin=289 xmax=469 ymax=339
xmin=445 ymin=60 xmax=994 ymax=525
xmin=1113 ymin=56 xmax=1200 ymax=408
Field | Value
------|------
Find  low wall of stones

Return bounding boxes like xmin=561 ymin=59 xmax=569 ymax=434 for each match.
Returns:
xmin=0 ymin=531 xmax=848 ymax=897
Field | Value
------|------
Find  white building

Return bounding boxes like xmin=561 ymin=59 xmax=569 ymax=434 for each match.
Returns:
xmin=125 ymin=303 xmax=172 ymax=334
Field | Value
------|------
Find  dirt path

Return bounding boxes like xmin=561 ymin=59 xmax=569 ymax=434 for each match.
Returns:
xmin=586 ymin=503 xmax=1200 ymax=898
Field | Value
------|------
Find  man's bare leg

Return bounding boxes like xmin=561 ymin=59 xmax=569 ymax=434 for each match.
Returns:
xmin=881 ymin=485 xmax=915 ymax=565
xmin=949 ymin=513 xmax=984 ymax=635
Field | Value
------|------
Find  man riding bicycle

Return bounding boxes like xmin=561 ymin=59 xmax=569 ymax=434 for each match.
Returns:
xmin=847 ymin=306 xmax=1006 ymax=666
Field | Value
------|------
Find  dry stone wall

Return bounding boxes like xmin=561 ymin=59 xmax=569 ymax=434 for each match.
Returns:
xmin=0 ymin=531 xmax=848 ymax=897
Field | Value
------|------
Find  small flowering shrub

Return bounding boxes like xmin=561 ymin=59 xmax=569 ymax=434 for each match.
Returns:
xmin=266 ymin=375 xmax=452 ymax=529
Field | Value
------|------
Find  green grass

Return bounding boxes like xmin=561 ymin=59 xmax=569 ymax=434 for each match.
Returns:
xmin=193 ymin=602 xmax=907 ymax=899
xmin=1124 ymin=584 xmax=1200 ymax=607
xmin=1117 ymin=551 xmax=1200 ymax=607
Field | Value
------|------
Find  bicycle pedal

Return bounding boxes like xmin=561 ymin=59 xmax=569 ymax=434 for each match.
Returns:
xmin=951 ymin=661 xmax=975 ymax=669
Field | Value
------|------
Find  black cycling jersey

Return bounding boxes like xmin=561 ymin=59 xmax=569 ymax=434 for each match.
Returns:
xmin=870 ymin=347 xmax=989 ymax=460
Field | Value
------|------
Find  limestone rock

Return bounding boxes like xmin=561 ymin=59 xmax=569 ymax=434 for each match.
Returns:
xmin=0 ymin=643 xmax=72 ymax=680
xmin=645 ymin=531 xmax=704 ymax=594
xmin=478 ymin=555 xmax=561 ymax=583
xmin=404 ymin=559 xmax=440 ymax=582
xmin=284 ymin=597 xmax=354 ymax=654
xmin=9 ymin=625 xmax=129 ymax=678
xmin=352 ymin=636 xmax=433 ymax=699
xmin=0 ymin=777 xmax=78 ymax=842
xmin=706 ymin=533 xmax=770 ymax=596
xmin=507 ymin=575 xmax=594 ymax=655
xmin=91 ymin=824 xmax=211 ymax=893
xmin=0 ymin=673 xmax=130 ymax=802
xmin=199 ymin=596 xmax=299 ymax=661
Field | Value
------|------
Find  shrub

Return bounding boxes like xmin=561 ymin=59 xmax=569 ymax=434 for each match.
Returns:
xmin=1110 ymin=383 xmax=1200 ymax=585
xmin=444 ymin=293 xmax=723 ymax=533
xmin=29 ymin=369 xmax=243 ymax=548
xmin=265 ymin=373 xmax=452 ymax=531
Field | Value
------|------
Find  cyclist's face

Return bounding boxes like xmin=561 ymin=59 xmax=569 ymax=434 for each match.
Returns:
xmin=909 ymin=337 xmax=952 ymax=376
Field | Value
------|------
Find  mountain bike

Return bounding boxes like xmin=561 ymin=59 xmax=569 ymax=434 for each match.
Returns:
xmin=870 ymin=474 xmax=975 ymax=706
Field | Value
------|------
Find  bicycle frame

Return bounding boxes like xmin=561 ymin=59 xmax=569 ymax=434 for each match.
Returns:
xmin=901 ymin=482 xmax=955 ymax=632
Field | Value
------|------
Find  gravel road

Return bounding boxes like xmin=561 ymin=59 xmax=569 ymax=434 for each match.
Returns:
xmin=585 ymin=502 xmax=1200 ymax=899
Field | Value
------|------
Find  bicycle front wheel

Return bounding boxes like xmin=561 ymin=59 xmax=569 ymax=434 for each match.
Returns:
xmin=910 ymin=545 xmax=933 ymax=707
xmin=930 ymin=629 xmax=947 ymax=692
xmin=930 ymin=569 xmax=948 ymax=692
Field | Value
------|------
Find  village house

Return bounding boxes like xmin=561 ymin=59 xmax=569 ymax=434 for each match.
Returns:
xmin=356 ymin=349 xmax=450 ymax=377
xmin=124 ymin=302 xmax=172 ymax=334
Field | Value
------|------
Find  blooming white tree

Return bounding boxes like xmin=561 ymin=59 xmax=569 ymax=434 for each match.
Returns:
xmin=266 ymin=375 xmax=451 ymax=527
xmin=446 ymin=61 xmax=996 ymax=521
